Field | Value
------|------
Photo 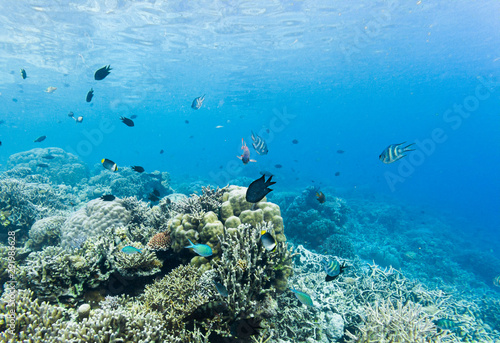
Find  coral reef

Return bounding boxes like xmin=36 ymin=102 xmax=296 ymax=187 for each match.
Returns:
xmin=27 ymin=215 xmax=66 ymax=249
xmin=146 ymin=230 xmax=172 ymax=251
xmin=88 ymin=168 xmax=172 ymax=200
xmin=60 ymin=198 xmax=131 ymax=248
xmin=6 ymin=147 xmax=89 ymax=186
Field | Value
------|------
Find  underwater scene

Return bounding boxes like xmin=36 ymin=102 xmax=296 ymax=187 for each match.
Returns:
xmin=1 ymin=1 xmax=500 ymax=342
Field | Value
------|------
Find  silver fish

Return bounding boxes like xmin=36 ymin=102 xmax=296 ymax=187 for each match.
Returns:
xmin=379 ymin=142 xmax=415 ymax=164
xmin=251 ymin=131 xmax=268 ymax=155
xmin=191 ymin=94 xmax=205 ymax=109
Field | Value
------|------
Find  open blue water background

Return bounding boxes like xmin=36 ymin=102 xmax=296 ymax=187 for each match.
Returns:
xmin=0 ymin=1 xmax=499 ymax=252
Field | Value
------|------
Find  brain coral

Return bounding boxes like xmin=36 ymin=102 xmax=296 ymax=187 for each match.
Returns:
xmin=60 ymin=198 xmax=131 ymax=248
xmin=28 ymin=215 xmax=66 ymax=249
xmin=6 ymin=147 xmax=89 ymax=186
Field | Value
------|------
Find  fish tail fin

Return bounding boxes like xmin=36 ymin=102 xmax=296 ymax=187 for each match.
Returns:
xmin=403 ymin=143 xmax=416 ymax=152
xmin=185 ymin=238 xmax=194 ymax=248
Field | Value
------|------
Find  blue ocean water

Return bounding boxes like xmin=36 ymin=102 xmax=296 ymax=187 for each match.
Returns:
xmin=0 ymin=2 xmax=499 ymax=270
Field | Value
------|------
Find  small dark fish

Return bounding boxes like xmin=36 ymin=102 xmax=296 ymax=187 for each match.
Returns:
xmin=185 ymin=120 xmax=189 ymax=124
xmin=379 ymin=142 xmax=415 ymax=164
xmin=259 ymin=171 xmax=274 ymax=177
xmin=0 ymin=141 xmax=2 ymax=146
xmin=337 ymin=150 xmax=345 ymax=154
xmin=63 ymin=83 xmax=70 ymax=88
xmin=334 ymin=172 xmax=340 ymax=177
xmin=100 ymin=194 xmax=116 ymax=201
xmin=261 ymin=231 xmax=276 ymax=251
xmin=20 ymin=68 xmax=27 ymax=79
xmin=36 ymin=163 xmax=49 ymax=168
xmin=316 ymin=191 xmax=326 ymax=204
xmin=148 ymin=193 xmax=160 ymax=202
xmin=189 ymin=135 xmax=194 ymax=139
xmin=120 ymin=117 xmax=134 ymax=127
xmin=68 ymin=112 xmax=74 ymax=117
xmin=246 ymin=175 xmax=276 ymax=203
xmin=102 ymin=158 xmax=118 ymax=172
xmin=274 ymin=164 xmax=282 ymax=169
xmin=86 ymin=88 xmax=94 ymax=102
xmin=0 ymin=120 xmax=5 ymax=125
xmin=213 ymin=281 xmax=228 ymax=297
xmin=12 ymin=98 xmax=18 ymax=103
xmin=266 ymin=128 xmax=270 ymax=134
xmin=251 ymin=131 xmax=268 ymax=155
xmin=42 ymin=155 xmax=55 ymax=160
xmin=160 ymin=149 xmax=164 ymax=154
xmin=131 ymin=166 xmax=145 ymax=173
xmin=34 ymin=135 xmax=46 ymax=143
xmin=191 ymin=94 xmax=205 ymax=109
xmin=130 ymin=114 xmax=138 ymax=119
xmin=152 ymin=189 xmax=160 ymax=197
xmin=94 ymin=65 xmax=112 ymax=80
xmin=292 ymin=139 xmax=299 ymax=144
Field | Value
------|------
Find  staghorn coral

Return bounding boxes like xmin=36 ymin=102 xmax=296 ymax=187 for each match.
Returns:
xmin=60 ymin=197 xmax=131 ymax=248
xmin=344 ymin=299 xmax=455 ymax=343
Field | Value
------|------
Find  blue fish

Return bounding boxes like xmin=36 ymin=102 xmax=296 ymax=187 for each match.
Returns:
xmin=121 ymin=246 xmax=142 ymax=254
xmin=291 ymin=288 xmax=314 ymax=307
xmin=185 ymin=238 xmax=213 ymax=257
xmin=213 ymin=281 xmax=228 ymax=297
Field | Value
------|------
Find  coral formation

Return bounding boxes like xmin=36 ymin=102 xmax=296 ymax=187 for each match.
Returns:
xmin=6 ymin=147 xmax=89 ymax=186
xmin=146 ymin=230 xmax=172 ymax=250
xmin=60 ymin=198 xmax=131 ymax=248
xmin=28 ymin=215 xmax=66 ymax=249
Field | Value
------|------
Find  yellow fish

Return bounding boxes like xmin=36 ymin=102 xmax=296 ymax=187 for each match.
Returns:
xmin=45 ymin=86 xmax=57 ymax=93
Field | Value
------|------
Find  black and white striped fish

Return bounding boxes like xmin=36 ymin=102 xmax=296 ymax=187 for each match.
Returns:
xmin=379 ymin=142 xmax=415 ymax=164
xmin=251 ymin=131 xmax=268 ymax=155
xmin=191 ymin=94 xmax=205 ymax=109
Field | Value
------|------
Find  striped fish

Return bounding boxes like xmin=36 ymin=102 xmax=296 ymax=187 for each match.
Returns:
xmin=379 ymin=142 xmax=415 ymax=164
xmin=321 ymin=258 xmax=347 ymax=281
xmin=494 ymin=275 xmax=500 ymax=287
xmin=434 ymin=318 xmax=461 ymax=331
xmin=251 ymin=131 xmax=268 ymax=155
xmin=191 ymin=94 xmax=205 ymax=109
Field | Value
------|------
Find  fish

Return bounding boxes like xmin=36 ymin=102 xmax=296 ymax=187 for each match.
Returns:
xmin=237 ymin=138 xmax=256 ymax=164
xmin=36 ymin=163 xmax=49 ymax=168
xmin=261 ymin=231 xmax=276 ymax=251
xmin=259 ymin=171 xmax=274 ymax=177
xmin=379 ymin=142 xmax=415 ymax=164
xmin=121 ymin=245 xmax=142 ymax=254
xmin=152 ymin=189 xmax=160 ymax=197
xmin=160 ymin=149 xmax=164 ymax=154
xmin=321 ymin=258 xmax=347 ymax=282
xmin=101 ymin=158 xmax=118 ymax=172
xmin=45 ymin=86 xmax=57 ymax=93
xmin=337 ymin=150 xmax=345 ymax=154
xmin=120 ymin=117 xmax=134 ymax=127
xmin=191 ymin=94 xmax=205 ymax=109
xmin=215 ymin=125 xmax=223 ymax=128
xmin=130 ymin=114 xmax=138 ymax=119
xmin=0 ymin=141 xmax=2 ymax=146
xmin=100 ymin=194 xmax=116 ymax=201
xmin=494 ymin=275 xmax=500 ymax=287
xmin=291 ymin=288 xmax=314 ymax=307
xmin=274 ymin=164 xmax=282 ymax=169
xmin=316 ymin=191 xmax=326 ymax=204
xmin=68 ymin=112 xmax=74 ymax=117
xmin=34 ymin=135 xmax=46 ymax=143
xmin=434 ymin=319 xmax=461 ymax=331
xmin=42 ymin=155 xmax=55 ymax=160
xmin=251 ymin=131 xmax=268 ymax=155
xmin=292 ymin=139 xmax=299 ymax=144
xmin=185 ymin=120 xmax=189 ymax=124
xmin=94 ymin=65 xmax=112 ymax=80
xmin=20 ymin=68 xmax=27 ymax=79
xmin=246 ymin=175 xmax=276 ymax=203
xmin=131 ymin=166 xmax=145 ymax=173
xmin=213 ymin=281 xmax=228 ymax=297
xmin=148 ymin=193 xmax=160 ymax=202
xmin=12 ymin=98 xmax=17 ymax=102
xmin=86 ymin=88 xmax=94 ymax=102
xmin=334 ymin=172 xmax=340 ymax=176
xmin=185 ymin=238 xmax=213 ymax=257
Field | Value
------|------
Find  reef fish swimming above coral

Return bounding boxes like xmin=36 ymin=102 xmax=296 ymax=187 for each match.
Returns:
xmin=185 ymin=238 xmax=212 ymax=257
